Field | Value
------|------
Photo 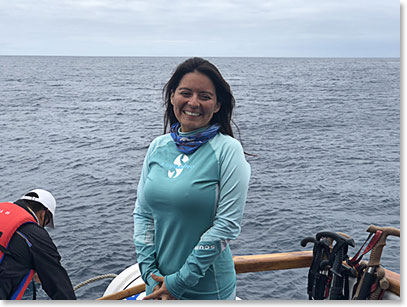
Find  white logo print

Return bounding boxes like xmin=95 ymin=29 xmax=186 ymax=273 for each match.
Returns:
xmin=168 ymin=154 xmax=189 ymax=178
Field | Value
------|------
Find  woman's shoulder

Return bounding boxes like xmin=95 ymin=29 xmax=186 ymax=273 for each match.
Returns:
xmin=148 ymin=133 xmax=173 ymax=152
xmin=209 ymin=133 xmax=245 ymax=154
xmin=151 ymin=133 xmax=172 ymax=144
xmin=209 ymin=133 xmax=250 ymax=171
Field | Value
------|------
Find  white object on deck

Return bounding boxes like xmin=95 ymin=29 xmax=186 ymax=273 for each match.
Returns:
xmin=103 ymin=263 xmax=145 ymax=300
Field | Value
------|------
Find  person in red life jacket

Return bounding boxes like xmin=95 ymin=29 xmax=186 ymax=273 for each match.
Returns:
xmin=0 ymin=189 xmax=76 ymax=300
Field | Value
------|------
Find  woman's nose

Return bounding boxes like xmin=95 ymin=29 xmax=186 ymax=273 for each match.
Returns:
xmin=187 ymin=94 xmax=199 ymax=106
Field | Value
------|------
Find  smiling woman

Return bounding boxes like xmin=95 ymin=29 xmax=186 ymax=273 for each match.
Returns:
xmin=163 ymin=57 xmax=237 ymax=137
xmin=133 ymin=57 xmax=251 ymax=300
xmin=170 ymin=71 xmax=220 ymax=132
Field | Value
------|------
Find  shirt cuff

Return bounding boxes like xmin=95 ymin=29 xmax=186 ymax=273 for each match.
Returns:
xmin=165 ymin=273 xmax=186 ymax=299
xmin=146 ymin=271 xmax=163 ymax=292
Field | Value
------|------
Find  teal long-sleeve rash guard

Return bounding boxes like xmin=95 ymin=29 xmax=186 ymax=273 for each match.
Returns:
xmin=133 ymin=129 xmax=250 ymax=300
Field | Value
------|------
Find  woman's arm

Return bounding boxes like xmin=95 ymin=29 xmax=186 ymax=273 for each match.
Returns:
xmin=133 ymin=141 xmax=163 ymax=292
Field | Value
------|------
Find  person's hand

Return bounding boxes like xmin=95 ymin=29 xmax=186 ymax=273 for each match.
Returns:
xmin=152 ymin=283 xmax=161 ymax=295
xmin=143 ymin=273 xmax=176 ymax=300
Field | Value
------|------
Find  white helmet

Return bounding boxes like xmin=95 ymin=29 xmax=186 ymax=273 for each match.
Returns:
xmin=20 ymin=189 xmax=56 ymax=228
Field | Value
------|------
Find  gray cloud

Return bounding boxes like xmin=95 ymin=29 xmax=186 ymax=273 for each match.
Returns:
xmin=0 ymin=0 xmax=400 ymax=56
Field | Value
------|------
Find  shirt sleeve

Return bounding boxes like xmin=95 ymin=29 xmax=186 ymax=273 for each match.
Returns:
xmin=133 ymin=141 xmax=163 ymax=292
xmin=26 ymin=225 xmax=76 ymax=300
xmin=165 ymin=138 xmax=251 ymax=299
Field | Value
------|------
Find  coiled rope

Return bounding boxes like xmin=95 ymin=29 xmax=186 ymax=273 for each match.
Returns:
xmin=74 ymin=274 xmax=118 ymax=291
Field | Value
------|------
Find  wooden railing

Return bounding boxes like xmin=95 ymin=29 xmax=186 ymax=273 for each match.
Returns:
xmin=97 ymin=250 xmax=400 ymax=300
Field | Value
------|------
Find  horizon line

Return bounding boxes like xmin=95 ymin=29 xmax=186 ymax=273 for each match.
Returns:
xmin=0 ymin=54 xmax=401 ymax=59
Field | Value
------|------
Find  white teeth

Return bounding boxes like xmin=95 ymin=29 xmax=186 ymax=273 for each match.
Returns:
xmin=184 ymin=111 xmax=200 ymax=116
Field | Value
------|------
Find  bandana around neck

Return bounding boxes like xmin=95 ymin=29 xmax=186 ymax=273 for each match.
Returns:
xmin=170 ymin=122 xmax=220 ymax=154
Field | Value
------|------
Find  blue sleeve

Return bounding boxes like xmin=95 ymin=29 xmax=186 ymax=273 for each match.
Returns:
xmin=165 ymin=138 xmax=251 ymax=298
xmin=133 ymin=141 xmax=163 ymax=292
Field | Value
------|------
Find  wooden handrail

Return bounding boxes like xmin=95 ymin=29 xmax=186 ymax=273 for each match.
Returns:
xmin=234 ymin=250 xmax=313 ymax=273
xmin=384 ymin=268 xmax=400 ymax=296
xmin=97 ymin=250 xmax=400 ymax=300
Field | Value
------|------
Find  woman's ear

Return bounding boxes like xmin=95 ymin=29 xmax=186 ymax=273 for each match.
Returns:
xmin=170 ymin=91 xmax=175 ymax=105
xmin=214 ymin=102 xmax=221 ymax=113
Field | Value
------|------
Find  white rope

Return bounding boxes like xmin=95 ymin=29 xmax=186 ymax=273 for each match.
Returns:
xmin=74 ymin=274 xmax=118 ymax=291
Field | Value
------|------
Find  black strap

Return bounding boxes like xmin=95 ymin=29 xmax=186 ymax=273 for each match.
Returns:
xmin=344 ymin=272 xmax=350 ymax=299
xmin=307 ymin=239 xmax=331 ymax=300
xmin=32 ymin=280 xmax=37 ymax=300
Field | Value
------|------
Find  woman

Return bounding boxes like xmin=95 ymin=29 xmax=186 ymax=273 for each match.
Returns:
xmin=133 ymin=57 xmax=250 ymax=300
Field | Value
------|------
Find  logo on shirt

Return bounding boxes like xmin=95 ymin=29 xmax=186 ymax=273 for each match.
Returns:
xmin=194 ymin=244 xmax=216 ymax=250
xmin=168 ymin=154 xmax=189 ymax=179
xmin=0 ymin=209 xmax=11 ymax=215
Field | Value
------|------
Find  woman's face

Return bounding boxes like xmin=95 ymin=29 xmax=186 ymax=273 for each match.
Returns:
xmin=171 ymin=71 xmax=220 ymax=132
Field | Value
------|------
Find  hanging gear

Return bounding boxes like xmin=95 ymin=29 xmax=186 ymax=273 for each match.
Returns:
xmin=316 ymin=232 xmax=355 ymax=300
xmin=352 ymin=225 xmax=400 ymax=300
xmin=301 ymin=231 xmax=355 ymax=300
xmin=301 ymin=235 xmax=332 ymax=299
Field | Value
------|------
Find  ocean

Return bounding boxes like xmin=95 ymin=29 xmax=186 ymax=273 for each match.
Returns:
xmin=0 ymin=56 xmax=400 ymax=300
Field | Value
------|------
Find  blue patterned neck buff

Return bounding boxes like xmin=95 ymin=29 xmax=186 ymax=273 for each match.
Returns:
xmin=170 ymin=122 xmax=220 ymax=154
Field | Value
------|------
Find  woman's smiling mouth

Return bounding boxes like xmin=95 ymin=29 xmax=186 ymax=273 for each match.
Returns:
xmin=184 ymin=110 xmax=201 ymax=117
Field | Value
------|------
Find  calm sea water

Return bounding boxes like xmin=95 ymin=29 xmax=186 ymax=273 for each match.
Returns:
xmin=0 ymin=56 xmax=400 ymax=300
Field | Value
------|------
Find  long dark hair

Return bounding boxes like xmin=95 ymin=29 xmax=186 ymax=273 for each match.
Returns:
xmin=163 ymin=57 xmax=237 ymax=138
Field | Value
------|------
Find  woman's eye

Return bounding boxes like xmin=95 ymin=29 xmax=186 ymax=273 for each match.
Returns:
xmin=180 ymin=91 xmax=191 ymax=97
xmin=200 ymin=95 xmax=211 ymax=100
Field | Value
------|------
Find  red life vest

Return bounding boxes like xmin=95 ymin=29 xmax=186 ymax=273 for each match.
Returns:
xmin=0 ymin=202 xmax=37 ymax=300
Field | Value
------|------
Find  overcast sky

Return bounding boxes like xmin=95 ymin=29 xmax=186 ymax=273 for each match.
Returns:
xmin=0 ymin=0 xmax=400 ymax=57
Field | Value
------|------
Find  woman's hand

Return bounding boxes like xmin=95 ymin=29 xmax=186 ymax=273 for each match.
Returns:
xmin=143 ymin=273 xmax=176 ymax=300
